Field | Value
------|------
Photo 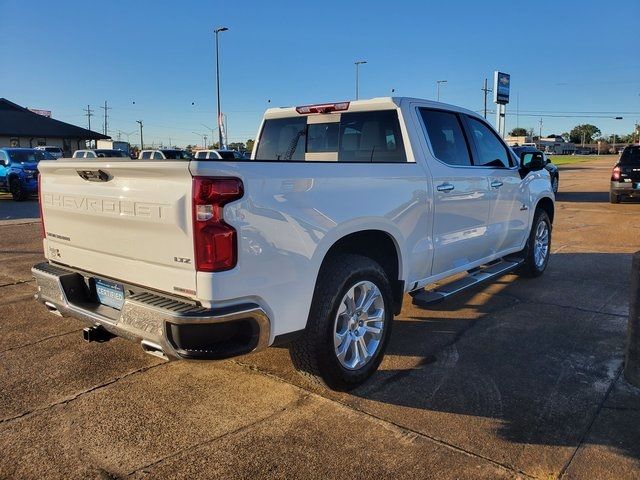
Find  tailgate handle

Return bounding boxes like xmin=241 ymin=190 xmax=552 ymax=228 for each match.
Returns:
xmin=77 ymin=170 xmax=111 ymax=182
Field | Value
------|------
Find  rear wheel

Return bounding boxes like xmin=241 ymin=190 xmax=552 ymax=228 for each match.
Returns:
xmin=519 ymin=208 xmax=551 ymax=277
xmin=289 ymin=254 xmax=393 ymax=390
xmin=10 ymin=178 xmax=27 ymax=201
xmin=551 ymin=175 xmax=559 ymax=194
xmin=610 ymin=192 xmax=621 ymax=203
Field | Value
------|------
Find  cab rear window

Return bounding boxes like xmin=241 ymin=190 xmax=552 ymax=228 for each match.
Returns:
xmin=254 ymin=110 xmax=406 ymax=162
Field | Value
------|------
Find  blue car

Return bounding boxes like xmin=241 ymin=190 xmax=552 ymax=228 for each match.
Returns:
xmin=0 ymin=148 xmax=55 ymax=201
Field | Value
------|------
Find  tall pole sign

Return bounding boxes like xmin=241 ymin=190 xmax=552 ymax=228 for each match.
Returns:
xmin=493 ymin=71 xmax=510 ymax=138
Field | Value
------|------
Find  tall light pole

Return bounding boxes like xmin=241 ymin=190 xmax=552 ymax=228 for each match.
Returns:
xmin=354 ymin=60 xmax=367 ymax=100
xmin=136 ymin=120 xmax=144 ymax=150
xmin=215 ymin=26 xmax=229 ymax=149
xmin=436 ymin=80 xmax=447 ymax=101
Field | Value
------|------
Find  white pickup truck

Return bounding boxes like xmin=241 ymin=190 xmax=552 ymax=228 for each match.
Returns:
xmin=33 ymin=97 xmax=554 ymax=390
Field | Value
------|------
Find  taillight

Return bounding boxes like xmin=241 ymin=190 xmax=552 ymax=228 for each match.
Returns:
xmin=192 ymin=177 xmax=244 ymax=272
xmin=611 ymin=166 xmax=621 ymax=181
xmin=38 ymin=173 xmax=45 ymax=239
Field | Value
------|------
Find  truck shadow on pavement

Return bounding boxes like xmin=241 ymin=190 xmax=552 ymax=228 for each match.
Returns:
xmin=554 ymin=191 xmax=611 ymax=203
xmin=339 ymin=252 xmax=639 ymax=468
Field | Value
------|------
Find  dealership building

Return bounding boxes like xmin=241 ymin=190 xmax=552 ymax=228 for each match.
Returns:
xmin=0 ymin=98 xmax=108 ymax=155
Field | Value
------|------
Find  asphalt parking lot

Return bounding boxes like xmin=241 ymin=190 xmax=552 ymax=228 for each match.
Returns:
xmin=1 ymin=156 xmax=639 ymax=479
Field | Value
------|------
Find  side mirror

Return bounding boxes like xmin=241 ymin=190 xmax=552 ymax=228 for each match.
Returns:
xmin=520 ymin=151 xmax=546 ymax=171
xmin=0 ymin=159 xmax=7 ymax=167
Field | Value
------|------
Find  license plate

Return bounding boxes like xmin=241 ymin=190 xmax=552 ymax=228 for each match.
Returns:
xmin=95 ymin=278 xmax=125 ymax=310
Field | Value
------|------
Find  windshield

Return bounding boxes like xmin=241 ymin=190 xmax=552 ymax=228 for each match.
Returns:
xmin=44 ymin=147 xmax=62 ymax=152
xmin=8 ymin=150 xmax=54 ymax=163
xmin=161 ymin=150 xmax=192 ymax=159
xmin=620 ymin=146 xmax=640 ymax=165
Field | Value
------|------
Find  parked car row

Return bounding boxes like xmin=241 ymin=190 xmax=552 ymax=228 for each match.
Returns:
xmin=68 ymin=148 xmax=250 ymax=161
xmin=0 ymin=147 xmax=54 ymax=200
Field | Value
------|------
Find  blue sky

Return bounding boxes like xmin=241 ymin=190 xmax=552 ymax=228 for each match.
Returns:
xmin=2 ymin=0 xmax=639 ymax=147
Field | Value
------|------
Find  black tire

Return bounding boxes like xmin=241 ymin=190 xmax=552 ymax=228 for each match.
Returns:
xmin=552 ymin=175 xmax=559 ymax=194
xmin=610 ymin=192 xmax=621 ymax=204
xmin=519 ymin=208 xmax=552 ymax=278
xmin=289 ymin=254 xmax=394 ymax=391
xmin=10 ymin=178 xmax=27 ymax=201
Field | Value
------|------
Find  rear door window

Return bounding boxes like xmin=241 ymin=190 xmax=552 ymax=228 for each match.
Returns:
xmin=254 ymin=110 xmax=406 ymax=162
xmin=419 ymin=109 xmax=472 ymax=167
xmin=140 ymin=151 xmax=152 ymax=159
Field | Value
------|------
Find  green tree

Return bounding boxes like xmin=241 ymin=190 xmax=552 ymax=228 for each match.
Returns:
xmin=508 ymin=127 xmax=528 ymax=137
xmin=569 ymin=124 xmax=601 ymax=144
xmin=245 ymin=139 xmax=255 ymax=152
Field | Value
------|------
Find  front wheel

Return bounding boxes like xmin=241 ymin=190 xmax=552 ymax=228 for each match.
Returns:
xmin=289 ymin=254 xmax=393 ymax=390
xmin=519 ymin=209 xmax=552 ymax=277
xmin=610 ymin=192 xmax=621 ymax=204
xmin=551 ymin=175 xmax=559 ymax=194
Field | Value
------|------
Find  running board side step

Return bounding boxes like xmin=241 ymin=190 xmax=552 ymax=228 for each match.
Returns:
xmin=411 ymin=258 xmax=524 ymax=308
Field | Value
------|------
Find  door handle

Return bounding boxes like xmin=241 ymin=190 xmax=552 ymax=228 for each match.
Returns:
xmin=490 ymin=180 xmax=504 ymax=189
xmin=436 ymin=183 xmax=455 ymax=192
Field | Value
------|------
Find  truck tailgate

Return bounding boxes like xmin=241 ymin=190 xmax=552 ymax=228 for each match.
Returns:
xmin=38 ymin=159 xmax=196 ymax=297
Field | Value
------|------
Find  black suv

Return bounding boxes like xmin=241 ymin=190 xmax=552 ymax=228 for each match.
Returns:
xmin=610 ymin=145 xmax=640 ymax=203
xmin=511 ymin=146 xmax=559 ymax=193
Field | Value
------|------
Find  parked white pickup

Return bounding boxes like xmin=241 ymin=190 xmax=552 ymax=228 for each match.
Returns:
xmin=33 ymin=97 xmax=554 ymax=390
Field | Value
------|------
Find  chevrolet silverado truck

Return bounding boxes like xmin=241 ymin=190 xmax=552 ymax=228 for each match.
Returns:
xmin=33 ymin=97 xmax=554 ymax=390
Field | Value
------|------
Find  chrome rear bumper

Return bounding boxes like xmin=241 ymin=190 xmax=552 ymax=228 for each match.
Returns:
xmin=32 ymin=262 xmax=271 ymax=360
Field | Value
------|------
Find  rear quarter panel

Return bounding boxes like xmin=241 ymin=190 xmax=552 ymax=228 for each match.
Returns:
xmin=190 ymin=161 xmax=431 ymax=339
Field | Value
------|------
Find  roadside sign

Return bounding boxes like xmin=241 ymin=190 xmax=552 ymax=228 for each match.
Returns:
xmin=493 ymin=72 xmax=510 ymax=105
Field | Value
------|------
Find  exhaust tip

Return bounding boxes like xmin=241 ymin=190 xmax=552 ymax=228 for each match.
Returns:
xmin=141 ymin=340 xmax=169 ymax=360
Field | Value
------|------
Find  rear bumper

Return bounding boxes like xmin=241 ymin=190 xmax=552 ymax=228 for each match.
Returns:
xmin=31 ymin=262 xmax=271 ymax=360
xmin=611 ymin=181 xmax=640 ymax=196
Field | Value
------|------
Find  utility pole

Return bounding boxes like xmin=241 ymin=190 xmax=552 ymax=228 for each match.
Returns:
xmin=100 ymin=101 xmax=111 ymax=136
xmin=84 ymin=105 xmax=94 ymax=131
xmin=436 ymin=80 xmax=447 ymax=102
xmin=481 ymin=78 xmax=492 ymax=119
xmin=582 ymin=129 xmax=586 ymax=148
xmin=538 ymin=118 xmax=543 ymax=149
xmin=354 ymin=60 xmax=367 ymax=100
xmin=215 ymin=26 xmax=229 ymax=150
xmin=136 ymin=120 xmax=144 ymax=150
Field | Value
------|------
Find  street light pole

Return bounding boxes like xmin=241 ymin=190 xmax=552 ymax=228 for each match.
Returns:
xmin=436 ymin=80 xmax=447 ymax=101
xmin=136 ymin=120 xmax=144 ymax=150
xmin=354 ymin=60 xmax=367 ymax=100
xmin=215 ymin=26 xmax=229 ymax=149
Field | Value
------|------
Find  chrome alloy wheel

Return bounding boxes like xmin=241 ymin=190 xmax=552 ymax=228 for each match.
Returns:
xmin=534 ymin=220 xmax=550 ymax=268
xmin=333 ymin=280 xmax=385 ymax=370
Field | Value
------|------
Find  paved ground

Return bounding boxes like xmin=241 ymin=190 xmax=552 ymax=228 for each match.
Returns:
xmin=0 ymin=157 xmax=639 ymax=479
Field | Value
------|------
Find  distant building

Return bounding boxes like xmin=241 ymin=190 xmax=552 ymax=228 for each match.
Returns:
xmin=0 ymin=98 xmax=108 ymax=155
xmin=538 ymin=135 xmax=577 ymax=155
xmin=506 ymin=134 xmax=577 ymax=154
